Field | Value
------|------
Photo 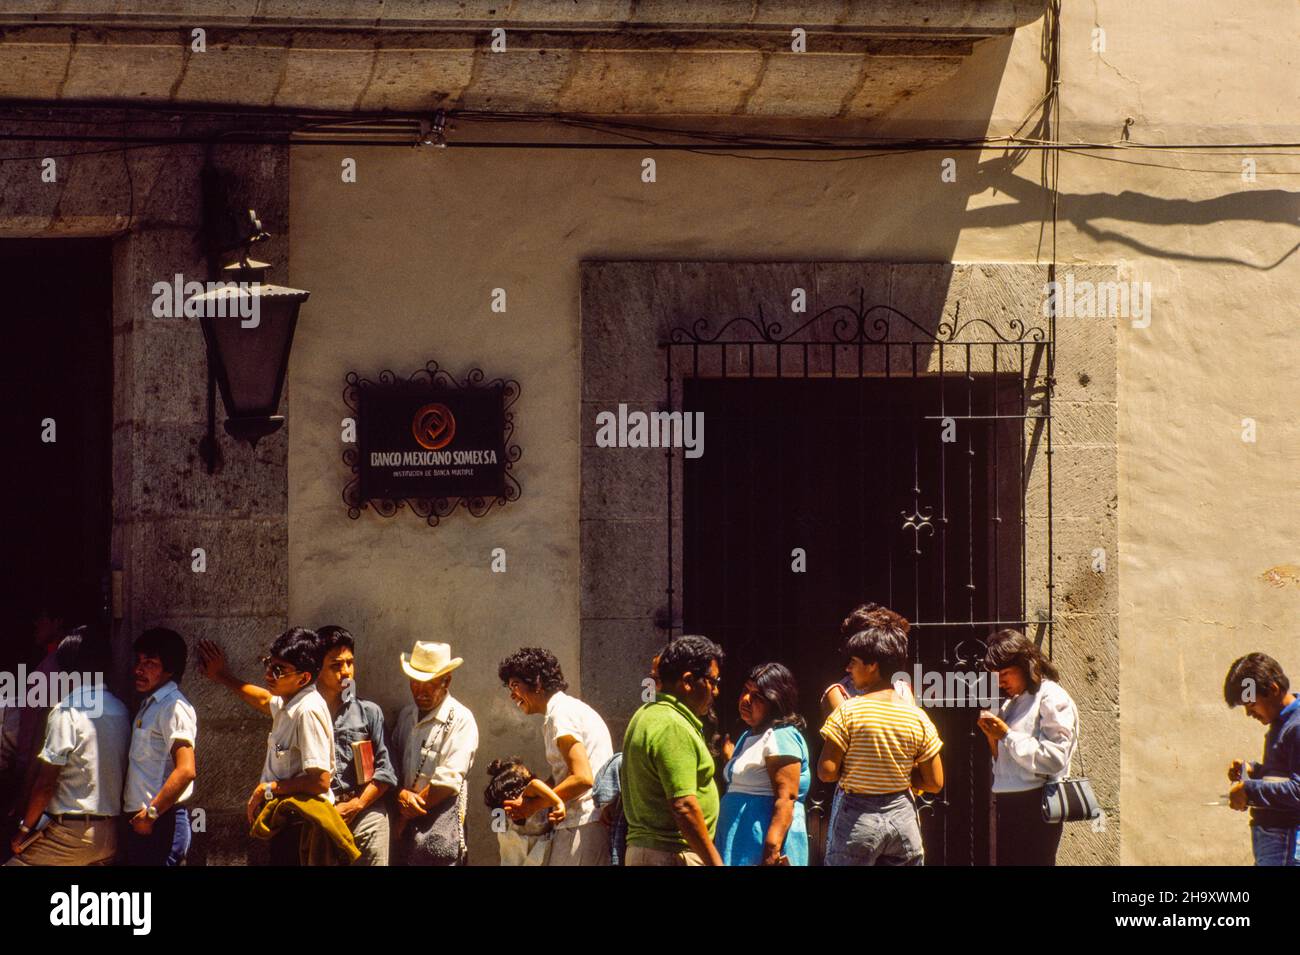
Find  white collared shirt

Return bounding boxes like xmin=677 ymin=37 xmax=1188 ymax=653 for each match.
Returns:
xmin=40 ymin=686 xmax=130 ymax=815
xmin=123 ymin=680 xmax=197 ymax=812
xmin=543 ymin=691 xmax=613 ymax=828
xmin=994 ymin=679 xmax=1079 ymax=793
xmin=393 ymin=693 xmax=478 ymax=794
xmin=262 ymin=685 xmax=335 ymax=803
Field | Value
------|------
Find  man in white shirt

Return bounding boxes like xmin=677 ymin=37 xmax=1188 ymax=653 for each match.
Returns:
xmin=197 ymin=627 xmax=335 ymax=866
xmin=123 ymin=627 xmax=198 ymax=866
xmin=499 ymin=647 xmax=614 ymax=865
xmin=392 ymin=641 xmax=478 ymax=865
xmin=6 ymin=627 xmax=130 ymax=866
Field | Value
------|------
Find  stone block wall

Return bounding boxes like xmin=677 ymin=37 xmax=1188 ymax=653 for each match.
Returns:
xmin=0 ymin=111 xmax=291 ymax=864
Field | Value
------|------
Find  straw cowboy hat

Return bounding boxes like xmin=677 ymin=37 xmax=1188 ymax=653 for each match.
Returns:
xmin=400 ymin=641 xmax=464 ymax=682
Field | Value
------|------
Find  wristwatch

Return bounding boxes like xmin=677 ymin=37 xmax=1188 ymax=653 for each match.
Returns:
xmin=17 ymin=822 xmax=31 ymax=835
xmin=146 ymin=805 xmax=159 ymax=820
xmin=262 ymin=781 xmax=277 ymax=801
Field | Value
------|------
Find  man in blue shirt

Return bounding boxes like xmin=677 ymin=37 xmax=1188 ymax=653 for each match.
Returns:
xmin=1224 ymin=652 xmax=1300 ymax=866
xmin=316 ymin=626 xmax=398 ymax=865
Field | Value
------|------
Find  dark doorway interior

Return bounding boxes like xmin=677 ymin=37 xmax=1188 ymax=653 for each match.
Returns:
xmin=0 ymin=239 xmax=113 ymax=674
xmin=682 ymin=375 xmax=1022 ymax=865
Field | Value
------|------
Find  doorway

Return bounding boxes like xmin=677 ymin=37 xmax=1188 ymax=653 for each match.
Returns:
xmin=0 ymin=239 xmax=113 ymax=673
xmin=682 ymin=374 xmax=1024 ymax=865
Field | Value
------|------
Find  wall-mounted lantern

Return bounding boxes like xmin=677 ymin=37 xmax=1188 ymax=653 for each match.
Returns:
xmin=195 ymin=210 xmax=309 ymax=470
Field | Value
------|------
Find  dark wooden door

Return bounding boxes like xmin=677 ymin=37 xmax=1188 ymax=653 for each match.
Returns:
xmin=0 ymin=239 xmax=113 ymax=673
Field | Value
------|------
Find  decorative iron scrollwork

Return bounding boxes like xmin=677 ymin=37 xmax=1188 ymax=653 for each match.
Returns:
xmin=341 ymin=361 xmax=522 ymax=527
xmin=665 ymin=290 xmax=1047 ymax=346
xmin=915 ymin=791 xmax=941 ymax=820
xmin=900 ymin=505 xmax=935 ymax=555
xmin=952 ymin=637 xmax=990 ymax=671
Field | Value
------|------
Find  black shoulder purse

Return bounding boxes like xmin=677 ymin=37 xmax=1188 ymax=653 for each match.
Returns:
xmin=1039 ymin=703 xmax=1102 ymax=824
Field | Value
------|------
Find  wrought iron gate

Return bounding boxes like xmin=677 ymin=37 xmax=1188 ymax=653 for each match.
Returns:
xmin=660 ymin=291 xmax=1053 ymax=866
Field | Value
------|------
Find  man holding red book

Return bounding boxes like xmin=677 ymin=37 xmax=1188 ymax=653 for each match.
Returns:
xmin=316 ymin=625 xmax=398 ymax=866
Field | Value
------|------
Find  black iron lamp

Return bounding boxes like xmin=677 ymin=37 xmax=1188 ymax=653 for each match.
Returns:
xmin=196 ymin=210 xmax=309 ymax=467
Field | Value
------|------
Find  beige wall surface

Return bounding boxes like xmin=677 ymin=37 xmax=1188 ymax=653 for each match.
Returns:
xmin=288 ymin=0 xmax=1300 ymax=864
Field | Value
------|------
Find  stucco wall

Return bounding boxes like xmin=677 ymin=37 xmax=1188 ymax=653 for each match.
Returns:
xmin=288 ymin=0 xmax=1300 ymax=865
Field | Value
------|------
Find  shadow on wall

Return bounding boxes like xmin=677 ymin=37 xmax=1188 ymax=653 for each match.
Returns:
xmin=964 ymin=156 xmax=1299 ymax=269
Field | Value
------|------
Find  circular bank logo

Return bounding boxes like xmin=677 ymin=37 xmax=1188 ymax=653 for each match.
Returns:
xmin=412 ymin=402 xmax=456 ymax=450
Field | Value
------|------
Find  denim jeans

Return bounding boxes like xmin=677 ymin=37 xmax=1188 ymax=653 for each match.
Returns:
xmin=825 ymin=791 xmax=923 ymax=866
xmin=824 ymin=785 xmax=845 ymax=861
xmin=122 ymin=807 xmax=191 ymax=866
xmin=1251 ymin=824 xmax=1300 ymax=866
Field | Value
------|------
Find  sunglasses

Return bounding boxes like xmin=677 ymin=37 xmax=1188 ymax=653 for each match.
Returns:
xmin=261 ymin=657 xmax=300 ymax=680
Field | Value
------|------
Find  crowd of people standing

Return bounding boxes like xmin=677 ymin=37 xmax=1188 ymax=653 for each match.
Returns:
xmin=3 ymin=595 xmax=1114 ymax=867
xmin=6 ymin=593 xmax=1294 ymax=867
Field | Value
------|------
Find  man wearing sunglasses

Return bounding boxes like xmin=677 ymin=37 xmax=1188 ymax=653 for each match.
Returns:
xmin=621 ymin=634 xmax=725 ymax=866
xmin=197 ymin=628 xmax=335 ymax=865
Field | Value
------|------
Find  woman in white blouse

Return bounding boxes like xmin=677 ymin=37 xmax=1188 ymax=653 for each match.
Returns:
xmin=977 ymin=630 xmax=1079 ymax=865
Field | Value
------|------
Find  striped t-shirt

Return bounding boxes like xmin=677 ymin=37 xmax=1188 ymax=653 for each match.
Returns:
xmin=820 ymin=696 xmax=942 ymax=795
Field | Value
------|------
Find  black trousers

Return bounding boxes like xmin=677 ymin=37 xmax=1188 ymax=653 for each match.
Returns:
xmin=994 ymin=788 xmax=1063 ymax=866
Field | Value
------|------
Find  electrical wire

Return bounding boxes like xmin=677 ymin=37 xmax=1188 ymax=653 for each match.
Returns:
xmin=2 ymin=103 xmax=1299 ymax=174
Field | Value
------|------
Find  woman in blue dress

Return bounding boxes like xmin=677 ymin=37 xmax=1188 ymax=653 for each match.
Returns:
xmin=717 ymin=662 xmax=810 ymax=865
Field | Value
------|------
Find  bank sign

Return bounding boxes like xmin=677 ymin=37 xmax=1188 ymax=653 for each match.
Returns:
xmin=357 ymin=386 xmax=507 ymax=501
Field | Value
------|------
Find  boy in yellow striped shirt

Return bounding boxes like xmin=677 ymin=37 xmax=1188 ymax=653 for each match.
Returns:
xmin=817 ymin=616 xmax=944 ymax=865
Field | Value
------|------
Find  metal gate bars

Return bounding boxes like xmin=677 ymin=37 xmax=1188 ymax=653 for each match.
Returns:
xmin=660 ymin=289 xmax=1054 ymax=865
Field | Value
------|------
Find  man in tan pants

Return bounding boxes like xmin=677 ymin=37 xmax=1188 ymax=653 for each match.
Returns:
xmin=7 ymin=627 xmax=130 ymax=866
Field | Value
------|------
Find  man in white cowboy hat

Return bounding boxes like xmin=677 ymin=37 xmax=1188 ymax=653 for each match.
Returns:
xmin=391 ymin=641 xmax=478 ymax=865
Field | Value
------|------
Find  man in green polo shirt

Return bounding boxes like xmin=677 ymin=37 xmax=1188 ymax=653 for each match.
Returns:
xmin=622 ymin=634 xmax=724 ymax=866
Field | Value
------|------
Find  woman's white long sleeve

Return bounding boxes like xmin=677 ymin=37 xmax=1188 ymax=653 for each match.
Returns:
xmin=993 ymin=681 xmax=1078 ymax=792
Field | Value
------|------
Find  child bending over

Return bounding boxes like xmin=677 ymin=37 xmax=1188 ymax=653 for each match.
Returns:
xmin=484 ymin=757 xmax=565 ymax=865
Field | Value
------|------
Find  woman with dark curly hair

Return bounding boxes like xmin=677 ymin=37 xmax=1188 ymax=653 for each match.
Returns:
xmin=716 ymin=663 xmax=810 ymax=865
xmin=498 ymin=647 xmax=614 ymax=865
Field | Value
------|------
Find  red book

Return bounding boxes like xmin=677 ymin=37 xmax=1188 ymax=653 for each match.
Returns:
xmin=351 ymin=739 xmax=375 ymax=785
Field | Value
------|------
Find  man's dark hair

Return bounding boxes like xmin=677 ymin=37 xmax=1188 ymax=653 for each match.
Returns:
xmin=55 ymin=625 xmax=112 ymax=674
xmin=317 ymin=625 xmax=356 ymax=656
xmin=498 ymin=647 xmax=568 ymax=695
xmin=1224 ymin=652 xmax=1290 ymax=707
xmin=983 ymin=629 xmax=1060 ymax=691
xmin=268 ymin=627 xmax=324 ymax=680
xmin=656 ymin=635 xmax=724 ymax=687
xmin=841 ymin=602 xmax=910 ymax=638
xmin=843 ymin=614 xmax=910 ymax=680
xmin=747 ymin=662 xmax=804 ymax=731
xmin=134 ymin=628 xmax=188 ymax=683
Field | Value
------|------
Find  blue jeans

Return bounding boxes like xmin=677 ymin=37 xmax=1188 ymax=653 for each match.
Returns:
xmin=824 ymin=785 xmax=845 ymax=861
xmin=825 ymin=791 xmax=923 ymax=866
xmin=122 ymin=807 xmax=191 ymax=866
xmin=1251 ymin=825 xmax=1300 ymax=866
